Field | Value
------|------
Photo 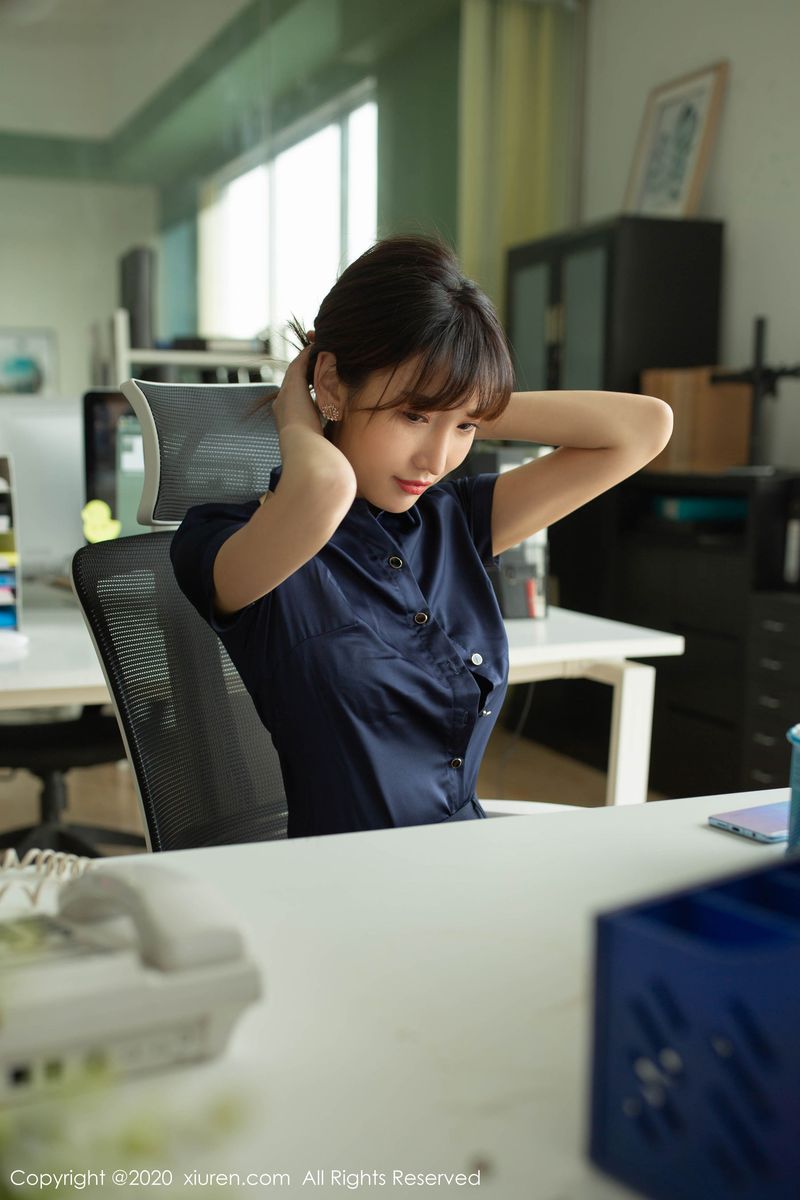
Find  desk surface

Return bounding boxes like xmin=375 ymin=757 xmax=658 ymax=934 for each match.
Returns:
xmin=0 ymin=593 xmax=683 ymax=711
xmin=0 ymin=600 xmax=110 ymax=710
xmin=9 ymin=789 xmax=787 ymax=1198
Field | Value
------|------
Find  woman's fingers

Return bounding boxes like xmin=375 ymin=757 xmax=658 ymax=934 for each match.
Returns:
xmin=272 ymin=343 xmax=322 ymax=434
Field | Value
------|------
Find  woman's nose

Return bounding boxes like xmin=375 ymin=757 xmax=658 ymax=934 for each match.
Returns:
xmin=413 ymin=431 xmax=450 ymax=477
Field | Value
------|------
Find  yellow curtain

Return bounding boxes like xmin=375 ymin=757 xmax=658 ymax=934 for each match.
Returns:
xmin=458 ymin=0 xmax=580 ymax=312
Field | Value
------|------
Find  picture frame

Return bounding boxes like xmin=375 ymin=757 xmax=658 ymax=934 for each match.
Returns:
xmin=624 ymin=60 xmax=729 ymax=218
xmin=0 ymin=327 xmax=59 ymax=395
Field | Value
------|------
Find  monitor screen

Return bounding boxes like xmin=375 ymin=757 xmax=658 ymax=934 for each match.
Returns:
xmin=0 ymin=395 xmax=85 ymax=574
xmin=83 ymin=390 xmax=146 ymax=540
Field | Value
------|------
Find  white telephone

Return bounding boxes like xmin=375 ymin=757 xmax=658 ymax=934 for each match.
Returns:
xmin=0 ymin=862 xmax=261 ymax=1104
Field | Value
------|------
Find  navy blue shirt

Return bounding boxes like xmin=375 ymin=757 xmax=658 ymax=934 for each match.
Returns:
xmin=171 ymin=468 xmax=508 ymax=837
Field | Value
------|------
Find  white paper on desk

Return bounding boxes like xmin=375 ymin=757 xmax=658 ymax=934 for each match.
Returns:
xmin=0 ymin=630 xmax=27 ymax=660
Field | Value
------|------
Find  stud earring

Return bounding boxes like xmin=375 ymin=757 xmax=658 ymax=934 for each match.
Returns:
xmin=319 ymin=403 xmax=341 ymax=422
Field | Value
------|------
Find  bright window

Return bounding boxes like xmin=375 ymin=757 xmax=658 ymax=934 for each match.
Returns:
xmin=199 ymin=93 xmax=377 ymax=357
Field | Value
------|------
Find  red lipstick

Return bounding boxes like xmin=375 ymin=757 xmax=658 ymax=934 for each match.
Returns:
xmin=395 ymin=478 xmax=432 ymax=496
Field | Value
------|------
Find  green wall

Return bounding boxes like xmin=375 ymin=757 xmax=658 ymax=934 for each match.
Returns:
xmin=156 ymin=0 xmax=461 ymax=336
xmin=159 ymin=218 xmax=198 ymax=339
xmin=2 ymin=0 xmax=462 ymax=337
xmin=376 ymin=8 xmax=460 ymax=245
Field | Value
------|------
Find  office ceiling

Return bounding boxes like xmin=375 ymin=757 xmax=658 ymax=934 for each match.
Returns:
xmin=0 ymin=0 xmax=255 ymax=138
xmin=0 ymin=0 xmax=460 ymax=190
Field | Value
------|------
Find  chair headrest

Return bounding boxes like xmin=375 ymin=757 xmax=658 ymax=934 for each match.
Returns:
xmin=122 ymin=379 xmax=282 ymax=527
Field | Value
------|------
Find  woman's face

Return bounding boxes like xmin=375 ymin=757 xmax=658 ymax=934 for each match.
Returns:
xmin=333 ymin=358 xmax=481 ymax=512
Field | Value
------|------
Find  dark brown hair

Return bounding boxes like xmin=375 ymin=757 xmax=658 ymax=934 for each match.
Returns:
xmin=289 ymin=234 xmax=513 ymax=420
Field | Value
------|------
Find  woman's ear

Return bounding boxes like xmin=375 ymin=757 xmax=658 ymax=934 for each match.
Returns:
xmin=313 ymin=351 xmax=346 ymax=421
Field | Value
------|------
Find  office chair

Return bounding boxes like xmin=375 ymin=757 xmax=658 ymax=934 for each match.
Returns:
xmin=71 ymin=378 xmax=566 ymax=848
xmin=0 ymin=705 xmax=144 ymax=857
xmin=71 ymin=381 xmax=288 ymax=852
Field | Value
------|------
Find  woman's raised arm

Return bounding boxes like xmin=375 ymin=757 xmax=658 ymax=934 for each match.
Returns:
xmin=476 ymin=389 xmax=673 ymax=556
xmin=212 ymin=345 xmax=356 ymax=615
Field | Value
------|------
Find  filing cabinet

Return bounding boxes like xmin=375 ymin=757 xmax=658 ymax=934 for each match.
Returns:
xmin=506 ymin=215 xmax=722 ymax=395
xmin=518 ymin=470 xmax=800 ymax=798
xmin=742 ymin=592 xmax=799 ymax=789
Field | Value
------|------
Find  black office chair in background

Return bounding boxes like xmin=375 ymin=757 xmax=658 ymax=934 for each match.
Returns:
xmin=71 ymin=380 xmax=288 ymax=852
xmin=0 ymin=704 xmax=143 ymax=856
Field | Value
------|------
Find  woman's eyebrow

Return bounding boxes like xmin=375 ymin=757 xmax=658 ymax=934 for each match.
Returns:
xmin=395 ymin=388 xmax=481 ymax=419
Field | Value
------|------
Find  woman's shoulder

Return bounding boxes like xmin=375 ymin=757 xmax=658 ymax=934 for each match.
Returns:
xmin=179 ymin=464 xmax=282 ymax=532
xmin=425 ymin=472 xmax=498 ymax=514
xmin=179 ymin=497 xmax=260 ymax=531
xmin=422 ymin=473 xmax=499 ymax=565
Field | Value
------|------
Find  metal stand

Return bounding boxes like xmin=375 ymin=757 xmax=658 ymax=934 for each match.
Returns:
xmin=711 ymin=316 xmax=800 ymax=467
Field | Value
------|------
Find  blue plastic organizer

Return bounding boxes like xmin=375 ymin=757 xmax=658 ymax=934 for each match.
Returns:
xmin=589 ymin=857 xmax=800 ymax=1200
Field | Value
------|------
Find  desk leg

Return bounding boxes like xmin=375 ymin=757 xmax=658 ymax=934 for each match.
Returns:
xmin=584 ymin=661 xmax=656 ymax=806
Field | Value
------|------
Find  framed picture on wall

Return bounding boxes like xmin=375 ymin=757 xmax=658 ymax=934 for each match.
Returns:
xmin=0 ymin=327 xmax=59 ymax=395
xmin=624 ymin=61 xmax=729 ymax=218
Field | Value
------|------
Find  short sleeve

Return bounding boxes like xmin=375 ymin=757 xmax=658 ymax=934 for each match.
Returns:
xmin=436 ymin=472 xmax=499 ymax=567
xmin=170 ymin=500 xmax=260 ymax=633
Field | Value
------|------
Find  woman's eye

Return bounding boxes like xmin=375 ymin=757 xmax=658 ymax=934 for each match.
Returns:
xmin=459 ymin=423 xmax=479 ymax=433
xmin=402 ymin=411 xmax=427 ymax=424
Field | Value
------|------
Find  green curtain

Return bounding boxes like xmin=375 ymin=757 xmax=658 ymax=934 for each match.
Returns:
xmin=458 ymin=0 xmax=580 ymax=313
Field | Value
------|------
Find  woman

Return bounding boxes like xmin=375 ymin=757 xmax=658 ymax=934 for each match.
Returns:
xmin=171 ymin=235 xmax=672 ymax=836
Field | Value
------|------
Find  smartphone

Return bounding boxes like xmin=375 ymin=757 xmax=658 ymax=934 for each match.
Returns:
xmin=707 ymin=800 xmax=789 ymax=843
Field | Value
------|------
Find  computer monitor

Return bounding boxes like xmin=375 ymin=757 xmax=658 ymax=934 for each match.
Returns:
xmin=0 ymin=395 xmax=85 ymax=575
xmin=83 ymin=390 xmax=146 ymax=539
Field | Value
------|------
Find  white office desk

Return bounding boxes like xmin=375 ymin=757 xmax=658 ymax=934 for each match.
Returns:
xmin=0 ymin=601 xmax=109 ymax=709
xmin=0 ymin=598 xmax=682 ymax=805
xmin=506 ymin=610 xmax=683 ymax=805
xmin=7 ymin=789 xmax=787 ymax=1198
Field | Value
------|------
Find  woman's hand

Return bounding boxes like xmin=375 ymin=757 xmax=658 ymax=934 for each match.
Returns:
xmin=271 ymin=338 xmax=322 ymax=436
xmin=270 ymin=331 xmax=356 ymax=498
xmin=214 ymin=325 xmax=356 ymax=615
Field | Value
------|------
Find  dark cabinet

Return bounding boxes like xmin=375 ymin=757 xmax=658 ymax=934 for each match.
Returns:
xmin=612 ymin=473 xmax=797 ymax=796
xmin=502 ymin=215 xmax=796 ymax=799
xmin=742 ymin=593 xmax=799 ymax=790
xmin=507 ymin=214 xmax=725 ymax=624
xmin=515 ymin=470 xmax=800 ymax=799
xmin=506 ymin=214 xmax=723 ymax=394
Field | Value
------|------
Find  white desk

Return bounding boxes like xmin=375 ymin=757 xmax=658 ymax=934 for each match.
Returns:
xmin=506 ymin=610 xmax=683 ymax=806
xmin=0 ymin=602 xmax=109 ymax=710
xmin=6 ymin=789 xmax=787 ymax=1198
xmin=0 ymin=598 xmax=682 ymax=805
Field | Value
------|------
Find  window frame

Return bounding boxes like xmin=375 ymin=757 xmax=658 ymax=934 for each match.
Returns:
xmin=198 ymin=78 xmax=377 ymax=343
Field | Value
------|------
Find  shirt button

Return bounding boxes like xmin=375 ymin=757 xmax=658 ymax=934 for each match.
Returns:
xmin=414 ymin=612 xmax=429 ymax=625
xmin=471 ymin=652 xmax=483 ymax=666
xmin=449 ymin=757 xmax=463 ymax=769
xmin=479 ymin=709 xmax=492 ymax=717
xmin=388 ymin=555 xmax=403 ymax=569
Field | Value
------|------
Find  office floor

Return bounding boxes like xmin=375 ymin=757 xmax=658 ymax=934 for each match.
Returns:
xmin=0 ymin=727 xmax=665 ymax=854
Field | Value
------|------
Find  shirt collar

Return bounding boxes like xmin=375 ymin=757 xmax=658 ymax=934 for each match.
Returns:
xmin=359 ymin=498 xmax=421 ymax=530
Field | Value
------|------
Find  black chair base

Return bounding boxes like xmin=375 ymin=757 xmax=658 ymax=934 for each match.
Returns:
xmin=0 ymin=822 xmax=145 ymax=858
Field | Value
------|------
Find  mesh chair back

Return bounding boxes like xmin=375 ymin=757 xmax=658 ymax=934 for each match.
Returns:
xmin=121 ymin=379 xmax=281 ymax=525
xmin=72 ymin=533 xmax=287 ymax=851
